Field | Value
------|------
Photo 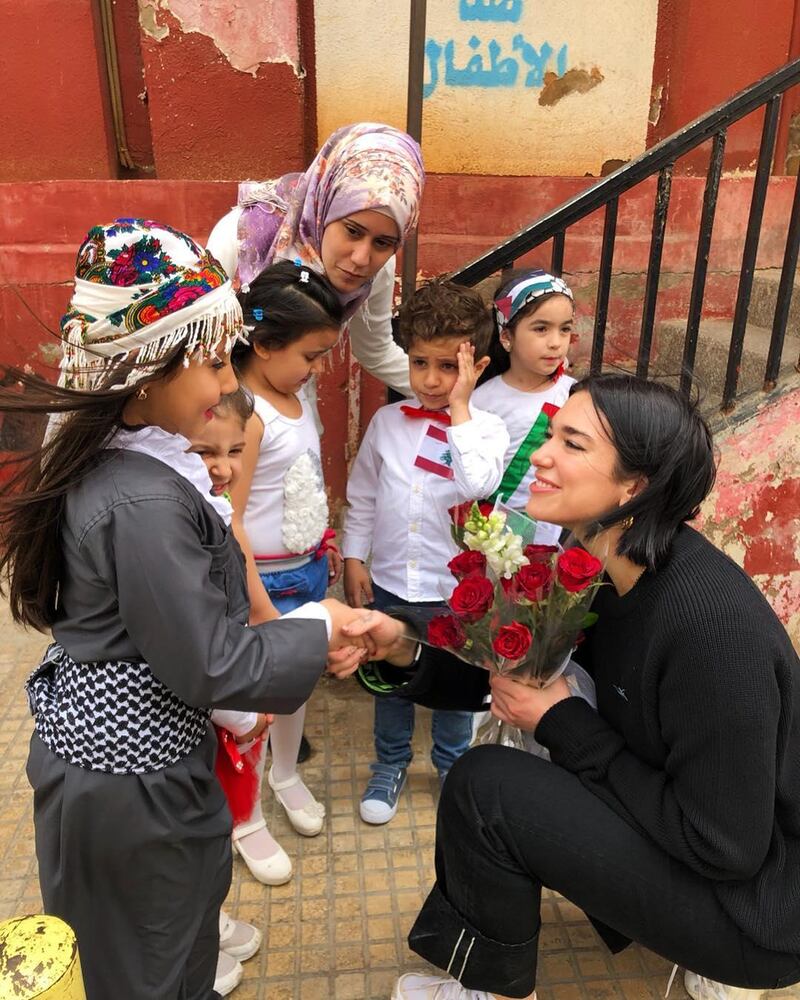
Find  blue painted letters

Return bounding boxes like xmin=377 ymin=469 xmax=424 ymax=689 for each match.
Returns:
xmin=459 ymin=0 xmax=522 ymax=22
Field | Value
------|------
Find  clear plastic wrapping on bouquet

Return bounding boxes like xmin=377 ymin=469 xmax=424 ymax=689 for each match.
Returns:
xmin=424 ymin=500 xmax=606 ymax=745
xmin=474 ymin=658 xmax=597 ymax=754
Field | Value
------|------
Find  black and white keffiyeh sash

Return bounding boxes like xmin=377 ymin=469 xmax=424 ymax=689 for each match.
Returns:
xmin=26 ymin=643 xmax=210 ymax=774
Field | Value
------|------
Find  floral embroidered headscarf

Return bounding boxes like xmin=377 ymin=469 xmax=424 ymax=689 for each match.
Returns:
xmin=59 ymin=219 xmax=245 ymax=391
xmin=235 ymin=123 xmax=425 ymax=320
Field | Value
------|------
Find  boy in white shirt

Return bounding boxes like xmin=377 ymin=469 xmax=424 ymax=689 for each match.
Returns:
xmin=343 ymin=278 xmax=509 ymax=824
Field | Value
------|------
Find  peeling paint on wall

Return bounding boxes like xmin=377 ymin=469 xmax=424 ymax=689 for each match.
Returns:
xmin=696 ymin=385 xmax=800 ymax=650
xmin=538 ymin=66 xmax=604 ymax=107
xmin=137 ymin=0 xmax=302 ymax=77
xmin=649 ymin=82 xmax=663 ymax=127
xmin=138 ymin=0 xmax=169 ymax=41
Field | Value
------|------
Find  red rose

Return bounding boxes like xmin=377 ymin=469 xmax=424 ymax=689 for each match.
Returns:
xmin=492 ymin=622 xmax=533 ymax=661
xmin=448 ymin=501 xmax=494 ymax=526
xmin=427 ymin=614 xmax=467 ymax=649
xmin=556 ymin=548 xmax=603 ymax=592
xmin=449 ymin=576 xmax=494 ymax=623
xmin=448 ymin=501 xmax=473 ymax=527
xmin=514 ymin=562 xmax=553 ymax=601
xmin=523 ymin=543 xmax=559 ymax=564
xmin=448 ymin=551 xmax=487 ymax=581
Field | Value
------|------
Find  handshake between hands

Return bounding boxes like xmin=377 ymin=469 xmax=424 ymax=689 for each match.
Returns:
xmin=319 ymin=599 xmax=416 ymax=679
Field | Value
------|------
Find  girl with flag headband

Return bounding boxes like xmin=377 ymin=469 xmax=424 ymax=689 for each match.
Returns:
xmin=473 ymin=267 xmax=577 ymax=544
xmin=0 ymin=219 xmax=395 ymax=1000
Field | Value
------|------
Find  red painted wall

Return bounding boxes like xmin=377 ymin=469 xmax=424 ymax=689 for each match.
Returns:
xmin=111 ymin=0 xmax=156 ymax=176
xmin=0 ymin=0 xmax=116 ymax=180
xmin=139 ymin=6 xmax=314 ymax=180
xmin=6 ymin=0 xmax=799 ymax=181
xmin=649 ymin=0 xmax=799 ymax=172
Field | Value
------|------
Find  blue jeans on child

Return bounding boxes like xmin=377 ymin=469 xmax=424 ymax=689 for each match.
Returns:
xmin=259 ymin=552 xmax=329 ymax=612
xmin=370 ymin=583 xmax=473 ymax=775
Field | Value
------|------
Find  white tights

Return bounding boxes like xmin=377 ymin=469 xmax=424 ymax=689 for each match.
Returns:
xmin=232 ymin=704 xmax=314 ymax=859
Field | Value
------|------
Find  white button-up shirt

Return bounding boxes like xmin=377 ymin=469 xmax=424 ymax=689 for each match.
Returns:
xmin=343 ymin=400 xmax=509 ymax=602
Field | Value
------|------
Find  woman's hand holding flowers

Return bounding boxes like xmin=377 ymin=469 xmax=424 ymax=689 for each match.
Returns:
xmin=489 ymin=673 xmax=571 ymax=731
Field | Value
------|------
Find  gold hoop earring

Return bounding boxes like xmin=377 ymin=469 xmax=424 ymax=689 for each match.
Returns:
xmin=620 ymin=515 xmax=634 ymax=530
xmin=136 ymin=386 xmax=148 ymax=401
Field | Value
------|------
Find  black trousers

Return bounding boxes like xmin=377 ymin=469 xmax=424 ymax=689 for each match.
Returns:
xmin=408 ymin=746 xmax=800 ymax=999
xmin=27 ymin=733 xmax=231 ymax=1000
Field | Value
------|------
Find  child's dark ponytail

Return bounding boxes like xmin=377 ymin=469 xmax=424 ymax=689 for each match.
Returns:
xmin=234 ymin=261 xmax=344 ymax=367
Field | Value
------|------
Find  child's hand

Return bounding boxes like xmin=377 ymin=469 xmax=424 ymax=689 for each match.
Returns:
xmin=236 ymin=713 xmax=270 ymax=743
xmin=344 ymin=558 xmax=374 ymax=608
xmin=448 ymin=343 xmax=488 ymax=425
xmin=327 ymin=645 xmax=367 ymax=680
xmin=327 ymin=547 xmax=343 ymax=585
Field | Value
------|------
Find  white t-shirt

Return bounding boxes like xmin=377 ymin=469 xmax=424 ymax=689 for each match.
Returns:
xmin=471 ymin=373 xmax=575 ymax=545
xmin=243 ymin=389 xmax=328 ymax=557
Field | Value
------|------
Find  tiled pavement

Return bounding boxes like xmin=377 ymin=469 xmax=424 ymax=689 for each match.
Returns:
xmin=0 ymin=603 xmax=794 ymax=1000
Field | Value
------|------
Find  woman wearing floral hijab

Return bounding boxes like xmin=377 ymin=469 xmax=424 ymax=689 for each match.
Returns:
xmin=207 ymin=122 xmax=426 ymax=395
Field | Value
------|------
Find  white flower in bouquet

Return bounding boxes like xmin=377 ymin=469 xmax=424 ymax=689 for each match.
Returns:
xmin=281 ymin=450 xmax=329 ymax=553
xmin=464 ymin=508 xmax=529 ymax=579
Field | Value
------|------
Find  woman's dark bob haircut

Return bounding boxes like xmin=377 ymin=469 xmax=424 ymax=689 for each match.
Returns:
xmin=572 ymin=373 xmax=717 ymax=571
xmin=234 ymin=260 xmax=344 ymax=365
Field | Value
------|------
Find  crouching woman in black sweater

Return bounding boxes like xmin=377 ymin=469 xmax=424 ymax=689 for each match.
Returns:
xmin=360 ymin=374 xmax=800 ymax=1000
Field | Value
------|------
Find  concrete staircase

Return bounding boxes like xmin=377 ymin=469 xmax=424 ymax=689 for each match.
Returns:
xmin=656 ymin=269 xmax=800 ymax=408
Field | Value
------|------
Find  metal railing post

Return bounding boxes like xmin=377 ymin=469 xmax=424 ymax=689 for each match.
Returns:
xmin=401 ymin=0 xmax=427 ymax=302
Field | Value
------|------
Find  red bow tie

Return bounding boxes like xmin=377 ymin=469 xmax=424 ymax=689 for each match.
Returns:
xmin=400 ymin=405 xmax=451 ymax=426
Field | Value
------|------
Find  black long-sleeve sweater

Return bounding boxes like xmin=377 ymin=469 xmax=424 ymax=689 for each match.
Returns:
xmin=536 ymin=525 xmax=800 ymax=954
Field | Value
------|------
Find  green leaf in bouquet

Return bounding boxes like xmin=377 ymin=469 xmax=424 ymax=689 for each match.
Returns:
xmin=581 ymin=611 xmax=599 ymax=628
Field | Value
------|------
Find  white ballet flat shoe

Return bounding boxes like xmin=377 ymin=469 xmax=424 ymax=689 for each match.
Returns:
xmin=267 ymin=766 xmax=326 ymax=837
xmin=231 ymin=818 xmax=292 ymax=885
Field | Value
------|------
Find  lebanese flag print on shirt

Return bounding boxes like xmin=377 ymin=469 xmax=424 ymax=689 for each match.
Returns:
xmin=414 ymin=423 xmax=454 ymax=480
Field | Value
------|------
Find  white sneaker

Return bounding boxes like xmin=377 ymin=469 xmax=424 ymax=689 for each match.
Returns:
xmin=684 ymin=970 xmax=768 ymax=999
xmin=392 ymin=972 xmax=536 ymax=999
xmin=214 ymin=950 xmax=243 ymax=997
xmin=218 ymin=909 xmax=262 ymax=961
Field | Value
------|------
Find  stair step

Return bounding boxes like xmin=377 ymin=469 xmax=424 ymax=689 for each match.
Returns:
xmin=656 ymin=318 xmax=800 ymax=399
xmin=749 ymin=268 xmax=800 ymax=330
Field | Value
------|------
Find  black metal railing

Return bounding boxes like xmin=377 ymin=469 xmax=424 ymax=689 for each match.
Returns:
xmin=451 ymin=58 xmax=800 ymax=412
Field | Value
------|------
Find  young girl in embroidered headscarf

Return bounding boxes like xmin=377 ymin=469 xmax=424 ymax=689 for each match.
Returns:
xmin=0 ymin=219 xmax=389 ymax=1000
xmin=472 ymin=268 xmax=577 ymax=545
xmin=207 ymin=122 xmax=425 ymax=396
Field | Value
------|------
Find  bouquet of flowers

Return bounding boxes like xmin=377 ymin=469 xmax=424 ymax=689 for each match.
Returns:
xmin=428 ymin=501 xmax=604 ymax=747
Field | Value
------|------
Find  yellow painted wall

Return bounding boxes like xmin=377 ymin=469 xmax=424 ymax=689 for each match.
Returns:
xmin=315 ymin=0 xmax=659 ymax=176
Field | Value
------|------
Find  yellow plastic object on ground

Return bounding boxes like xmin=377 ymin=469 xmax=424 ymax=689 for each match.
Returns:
xmin=0 ymin=915 xmax=86 ymax=999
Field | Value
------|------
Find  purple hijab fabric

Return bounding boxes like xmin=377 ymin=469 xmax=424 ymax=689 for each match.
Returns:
xmin=236 ymin=123 xmax=425 ymax=320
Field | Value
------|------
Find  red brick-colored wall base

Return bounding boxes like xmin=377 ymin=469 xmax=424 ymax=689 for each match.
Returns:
xmin=2 ymin=173 xmax=797 ymax=505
